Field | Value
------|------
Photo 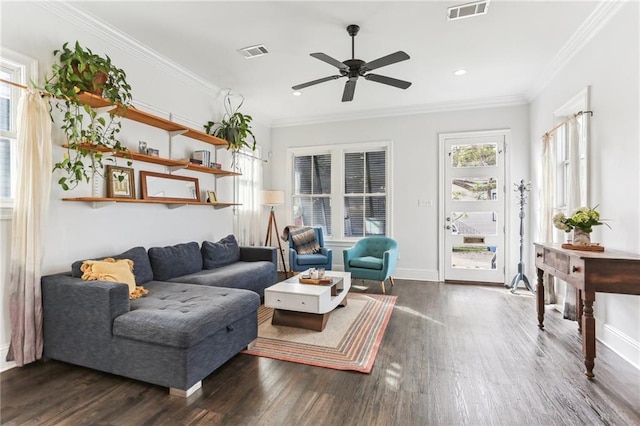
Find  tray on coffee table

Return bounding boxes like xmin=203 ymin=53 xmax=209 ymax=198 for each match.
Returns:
xmin=298 ymin=276 xmax=333 ymax=285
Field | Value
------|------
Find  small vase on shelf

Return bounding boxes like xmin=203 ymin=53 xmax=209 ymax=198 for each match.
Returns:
xmin=573 ymin=228 xmax=591 ymax=246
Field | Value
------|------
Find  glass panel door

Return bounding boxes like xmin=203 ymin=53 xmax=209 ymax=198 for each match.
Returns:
xmin=443 ymin=135 xmax=505 ymax=283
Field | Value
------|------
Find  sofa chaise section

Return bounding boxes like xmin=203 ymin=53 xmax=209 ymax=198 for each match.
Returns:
xmin=112 ymin=281 xmax=259 ymax=395
xmin=42 ymin=274 xmax=259 ymax=397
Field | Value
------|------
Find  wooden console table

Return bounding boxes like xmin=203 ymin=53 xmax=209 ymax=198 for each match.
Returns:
xmin=534 ymin=243 xmax=640 ymax=378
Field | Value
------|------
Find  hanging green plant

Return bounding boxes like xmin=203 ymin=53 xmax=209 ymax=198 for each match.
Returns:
xmin=203 ymin=93 xmax=256 ymax=167
xmin=44 ymin=41 xmax=133 ymax=190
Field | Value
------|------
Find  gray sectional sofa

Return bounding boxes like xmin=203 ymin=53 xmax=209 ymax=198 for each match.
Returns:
xmin=41 ymin=236 xmax=277 ymax=397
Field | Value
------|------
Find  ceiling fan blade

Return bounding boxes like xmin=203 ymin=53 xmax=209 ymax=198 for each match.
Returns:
xmin=310 ymin=52 xmax=349 ymax=71
xmin=342 ymin=78 xmax=357 ymax=102
xmin=364 ymin=73 xmax=412 ymax=89
xmin=292 ymin=75 xmax=341 ymax=90
xmin=364 ymin=51 xmax=410 ymax=71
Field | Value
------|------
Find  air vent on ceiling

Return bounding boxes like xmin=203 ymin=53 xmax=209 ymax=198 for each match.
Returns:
xmin=447 ymin=1 xmax=490 ymax=21
xmin=238 ymin=44 xmax=269 ymax=59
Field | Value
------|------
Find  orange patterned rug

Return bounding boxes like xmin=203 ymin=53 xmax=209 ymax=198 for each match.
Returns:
xmin=242 ymin=293 xmax=396 ymax=373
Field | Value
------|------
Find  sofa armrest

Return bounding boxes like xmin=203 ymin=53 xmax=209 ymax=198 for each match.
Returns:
xmin=382 ymin=247 xmax=399 ymax=279
xmin=41 ymin=273 xmax=130 ymax=367
xmin=240 ymin=246 xmax=277 ymax=264
xmin=320 ymin=247 xmax=333 ymax=267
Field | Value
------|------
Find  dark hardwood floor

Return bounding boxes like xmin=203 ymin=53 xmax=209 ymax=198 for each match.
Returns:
xmin=2 ymin=279 xmax=639 ymax=425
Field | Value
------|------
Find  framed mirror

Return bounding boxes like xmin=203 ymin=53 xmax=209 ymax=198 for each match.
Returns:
xmin=140 ymin=171 xmax=200 ymax=202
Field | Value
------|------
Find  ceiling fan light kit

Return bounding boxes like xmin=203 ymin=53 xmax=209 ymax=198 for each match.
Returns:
xmin=292 ymin=24 xmax=412 ymax=102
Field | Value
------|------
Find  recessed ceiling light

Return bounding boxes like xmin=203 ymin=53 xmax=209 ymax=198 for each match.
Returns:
xmin=454 ymin=69 xmax=467 ymax=76
xmin=292 ymin=91 xmax=302 ymax=96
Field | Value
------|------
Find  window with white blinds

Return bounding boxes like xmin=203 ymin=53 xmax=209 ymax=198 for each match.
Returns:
xmin=289 ymin=142 xmax=390 ymax=240
xmin=292 ymin=153 xmax=332 ymax=234
xmin=344 ymin=151 xmax=386 ymax=237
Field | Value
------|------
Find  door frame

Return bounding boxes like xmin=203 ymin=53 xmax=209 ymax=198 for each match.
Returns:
xmin=438 ymin=129 xmax=512 ymax=283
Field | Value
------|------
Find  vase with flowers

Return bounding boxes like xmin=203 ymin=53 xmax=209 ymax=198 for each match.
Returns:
xmin=553 ymin=206 xmax=609 ymax=247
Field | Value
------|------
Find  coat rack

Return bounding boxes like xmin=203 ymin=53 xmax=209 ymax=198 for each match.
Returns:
xmin=506 ymin=179 xmax=534 ymax=293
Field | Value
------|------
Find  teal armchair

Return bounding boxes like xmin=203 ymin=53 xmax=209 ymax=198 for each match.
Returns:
xmin=343 ymin=237 xmax=398 ymax=294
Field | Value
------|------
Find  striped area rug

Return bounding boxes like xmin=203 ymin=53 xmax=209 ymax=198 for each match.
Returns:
xmin=242 ymin=293 xmax=396 ymax=373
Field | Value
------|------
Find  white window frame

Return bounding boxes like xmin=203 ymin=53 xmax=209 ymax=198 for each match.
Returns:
xmin=286 ymin=140 xmax=392 ymax=242
xmin=343 ymin=148 xmax=388 ymax=238
xmin=554 ymin=87 xmax=590 ymax=214
xmin=0 ymin=47 xmax=38 ymax=217
xmin=551 ymin=87 xmax=590 ymax=311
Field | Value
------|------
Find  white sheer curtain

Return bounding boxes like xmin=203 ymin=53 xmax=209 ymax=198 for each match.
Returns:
xmin=234 ymin=149 xmax=263 ymax=246
xmin=562 ymin=117 xmax=581 ymax=320
xmin=7 ymin=90 xmax=52 ymax=366
xmin=540 ymin=133 xmax=557 ymax=304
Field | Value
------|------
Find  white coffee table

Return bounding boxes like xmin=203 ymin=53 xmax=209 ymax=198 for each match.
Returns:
xmin=264 ymin=270 xmax=351 ymax=331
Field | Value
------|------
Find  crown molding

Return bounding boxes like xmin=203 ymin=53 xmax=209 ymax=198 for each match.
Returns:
xmin=35 ymin=1 xmax=223 ymax=99
xmin=270 ymin=94 xmax=528 ymax=128
xmin=35 ymin=2 xmax=274 ymax=128
xmin=525 ymin=0 xmax=626 ymax=101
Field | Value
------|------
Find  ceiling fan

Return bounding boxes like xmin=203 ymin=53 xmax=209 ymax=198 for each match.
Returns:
xmin=292 ymin=24 xmax=412 ymax=102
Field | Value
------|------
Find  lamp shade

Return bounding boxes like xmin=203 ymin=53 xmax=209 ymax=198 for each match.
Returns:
xmin=262 ymin=190 xmax=285 ymax=206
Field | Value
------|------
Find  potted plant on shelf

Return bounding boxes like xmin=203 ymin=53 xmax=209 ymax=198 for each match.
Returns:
xmin=44 ymin=41 xmax=133 ymax=190
xmin=203 ymin=93 xmax=256 ymax=169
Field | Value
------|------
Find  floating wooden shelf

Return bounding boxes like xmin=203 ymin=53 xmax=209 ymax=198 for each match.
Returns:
xmin=61 ymin=144 xmax=240 ymax=176
xmin=66 ymin=93 xmax=241 ymax=207
xmin=76 ymin=92 xmax=229 ymax=147
xmin=185 ymin=162 xmax=241 ymax=176
xmin=63 ymin=197 xmax=240 ymax=209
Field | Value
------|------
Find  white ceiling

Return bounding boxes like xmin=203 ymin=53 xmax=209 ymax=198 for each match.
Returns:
xmin=69 ymin=1 xmax=601 ymax=126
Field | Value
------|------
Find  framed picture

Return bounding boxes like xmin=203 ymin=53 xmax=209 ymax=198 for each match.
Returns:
xmin=207 ymin=190 xmax=217 ymax=203
xmin=106 ymin=165 xmax=135 ymax=199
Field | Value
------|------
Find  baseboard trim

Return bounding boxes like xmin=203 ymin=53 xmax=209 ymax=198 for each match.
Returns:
xmin=444 ymin=279 xmax=504 ymax=287
xmin=599 ymin=324 xmax=640 ymax=371
xmin=1 ymin=344 xmax=16 ymax=372
xmin=394 ymin=268 xmax=439 ymax=282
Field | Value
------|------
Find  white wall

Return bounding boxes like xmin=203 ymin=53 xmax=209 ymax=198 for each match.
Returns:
xmin=270 ymin=104 xmax=530 ymax=281
xmin=529 ymin=2 xmax=640 ymax=368
xmin=0 ymin=2 xmax=271 ymax=370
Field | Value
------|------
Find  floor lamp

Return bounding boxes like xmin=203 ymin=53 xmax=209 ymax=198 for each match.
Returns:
xmin=263 ymin=190 xmax=289 ymax=277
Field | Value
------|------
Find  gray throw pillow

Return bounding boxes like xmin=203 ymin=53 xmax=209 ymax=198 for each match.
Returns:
xmin=202 ymin=234 xmax=241 ymax=269
xmin=148 ymin=242 xmax=203 ymax=281
xmin=71 ymin=246 xmax=154 ymax=285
